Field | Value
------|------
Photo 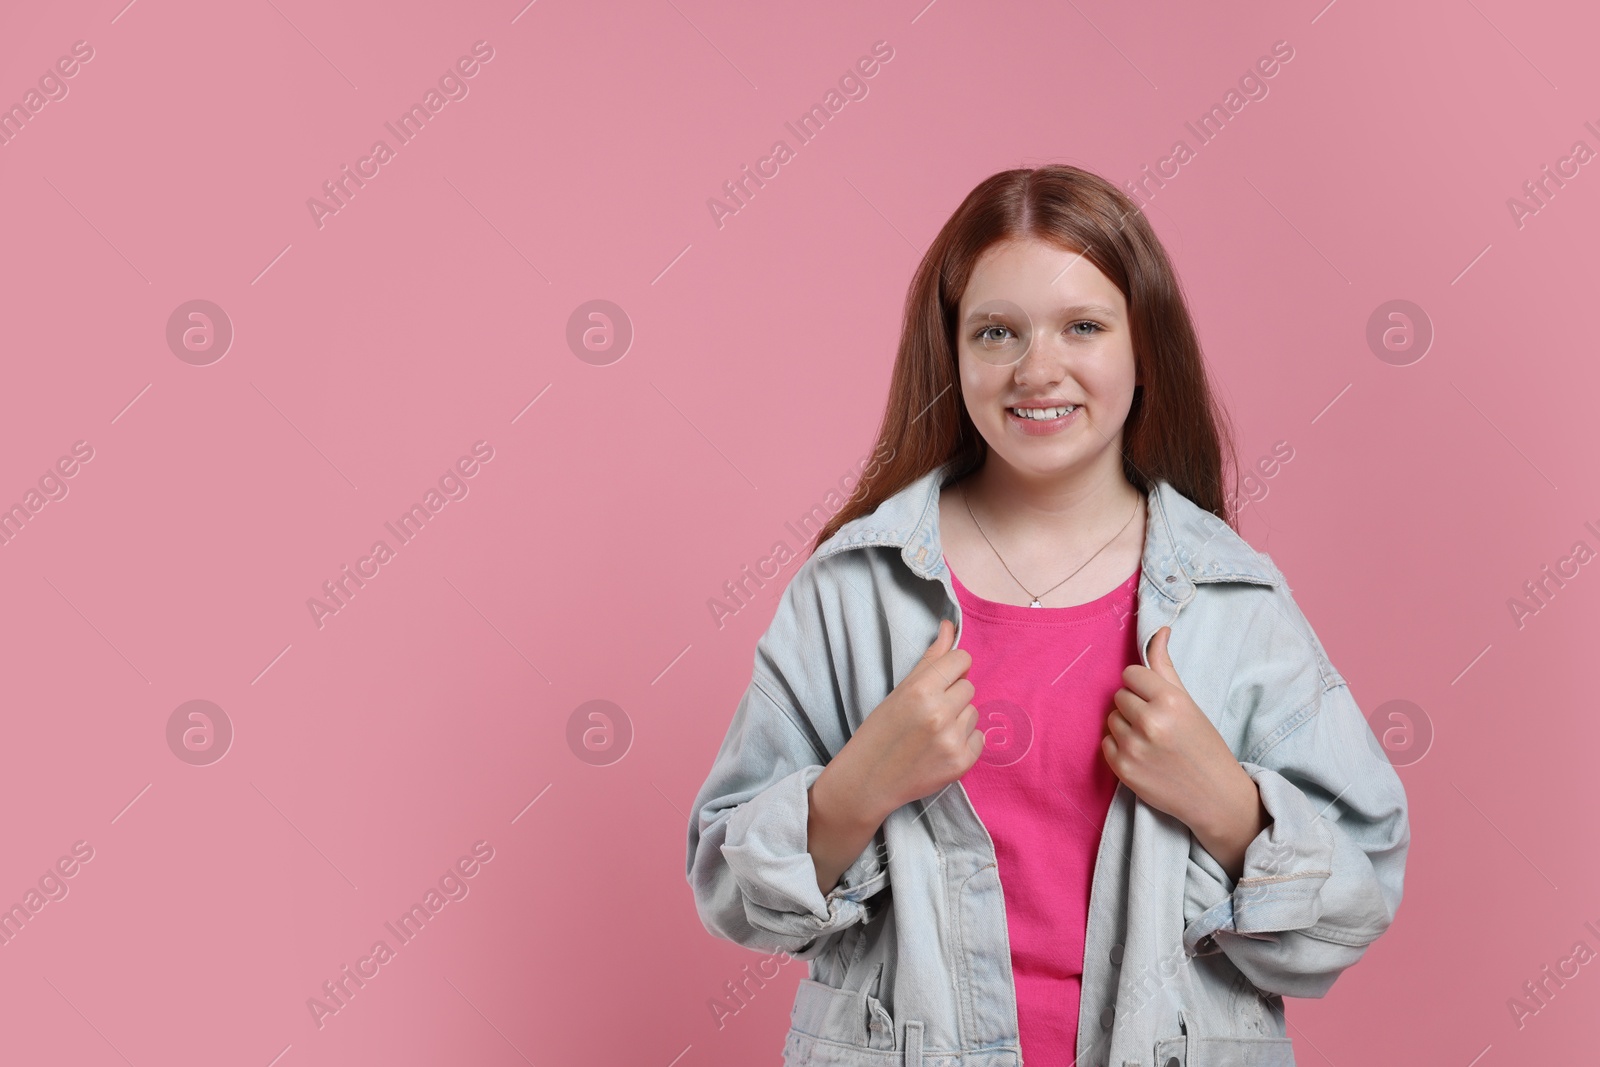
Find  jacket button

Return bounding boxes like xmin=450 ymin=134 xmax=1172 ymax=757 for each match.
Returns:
xmin=1109 ymin=942 xmax=1123 ymax=965
xmin=1099 ymin=1006 xmax=1114 ymax=1030
xmin=1164 ymin=575 xmax=1176 ymax=582
xmin=1165 ymin=1058 xmax=1180 ymax=1067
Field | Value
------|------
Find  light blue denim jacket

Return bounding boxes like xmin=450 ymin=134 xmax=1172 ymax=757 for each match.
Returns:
xmin=686 ymin=460 xmax=1410 ymax=1067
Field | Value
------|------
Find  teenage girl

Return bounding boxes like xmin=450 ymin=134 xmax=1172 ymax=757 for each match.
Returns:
xmin=689 ymin=163 xmax=1409 ymax=1065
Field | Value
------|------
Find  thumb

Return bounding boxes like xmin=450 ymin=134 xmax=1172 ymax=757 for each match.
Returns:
xmin=923 ymin=617 xmax=955 ymax=659
xmin=1147 ymin=626 xmax=1181 ymax=683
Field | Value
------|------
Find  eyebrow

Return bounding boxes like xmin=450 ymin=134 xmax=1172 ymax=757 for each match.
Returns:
xmin=962 ymin=302 xmax=1120 ymax=324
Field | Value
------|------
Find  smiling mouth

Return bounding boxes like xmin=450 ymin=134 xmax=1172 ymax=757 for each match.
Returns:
xmin=1007 ymin=404 xmax=1079 ymax=420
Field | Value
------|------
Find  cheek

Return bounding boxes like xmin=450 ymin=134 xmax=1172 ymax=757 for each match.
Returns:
xmin=958 ymin=369 xmax=1010 ymax=442
xmin=957 ymin=357 xmax=995 ymax=411
xmin=1086 ymin=347 xmax=1139 ymax=403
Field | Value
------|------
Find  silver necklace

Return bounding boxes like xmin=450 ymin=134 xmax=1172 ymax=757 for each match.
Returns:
xmin=959 ymin=481 xmax=1140 ymax=608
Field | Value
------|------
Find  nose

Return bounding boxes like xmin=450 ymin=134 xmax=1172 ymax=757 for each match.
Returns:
xmin=1012 ymin=328 xmax=1072 ymax=383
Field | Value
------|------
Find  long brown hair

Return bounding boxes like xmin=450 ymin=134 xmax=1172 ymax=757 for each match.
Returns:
xmin=811 ymin=163 xmax=1241 ymax=553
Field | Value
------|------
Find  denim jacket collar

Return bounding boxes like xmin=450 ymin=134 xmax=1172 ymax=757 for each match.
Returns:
xmin=813 ymin=460 xmax=1278 ymax=603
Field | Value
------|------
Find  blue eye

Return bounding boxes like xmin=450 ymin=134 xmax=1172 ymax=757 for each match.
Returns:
xmin=972 ymin=320 xmax=1102 ymax=348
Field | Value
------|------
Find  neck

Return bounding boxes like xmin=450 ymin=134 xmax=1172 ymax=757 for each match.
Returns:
xmin=962 ymin=456 xmax=1142 ymax=538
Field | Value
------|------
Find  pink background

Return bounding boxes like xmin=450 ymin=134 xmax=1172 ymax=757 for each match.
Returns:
xmin=0 ymin=0 xmax=1595 ymax=1063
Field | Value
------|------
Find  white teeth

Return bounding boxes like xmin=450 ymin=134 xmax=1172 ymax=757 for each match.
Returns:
xmin=1009 ymin=405 xmax=1077 ymax=420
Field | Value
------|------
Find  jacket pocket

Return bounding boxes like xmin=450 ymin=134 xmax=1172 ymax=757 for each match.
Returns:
xmin=1154 ymin=1034 xmax=1296 ymax=1067
xmin=790 ymin=962 xmax=897 ymax=1052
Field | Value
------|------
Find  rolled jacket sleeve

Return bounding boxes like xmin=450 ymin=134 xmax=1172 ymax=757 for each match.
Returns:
xmin=687 ymin=658 xmax=890 ymax=960
xmin=721 ymin=759 xmax=891 ymax=946
xmin=1181 ymin=679 xmax=1411 ymax=998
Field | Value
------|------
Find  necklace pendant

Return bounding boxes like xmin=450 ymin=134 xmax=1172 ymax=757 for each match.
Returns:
xmin=1028 ymin=598 xmax=1043 ymax=608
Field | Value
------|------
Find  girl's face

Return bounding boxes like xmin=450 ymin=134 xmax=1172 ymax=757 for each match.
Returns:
xmin=955 ymin=236 xmax=1139 ymax=484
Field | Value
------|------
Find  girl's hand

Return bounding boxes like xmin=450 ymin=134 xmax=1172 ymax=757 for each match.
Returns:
xmin=808 ymin=618 xmax=981 ymax=895
xmin=1103 ymin=626 xmax=1269 ymax=879
xmin=828 ymin=618 xmax=984 ymax=822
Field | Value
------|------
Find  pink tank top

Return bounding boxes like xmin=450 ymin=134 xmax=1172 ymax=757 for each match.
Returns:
xmin=946 ymin=556 xmax=1140 ymax=1063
